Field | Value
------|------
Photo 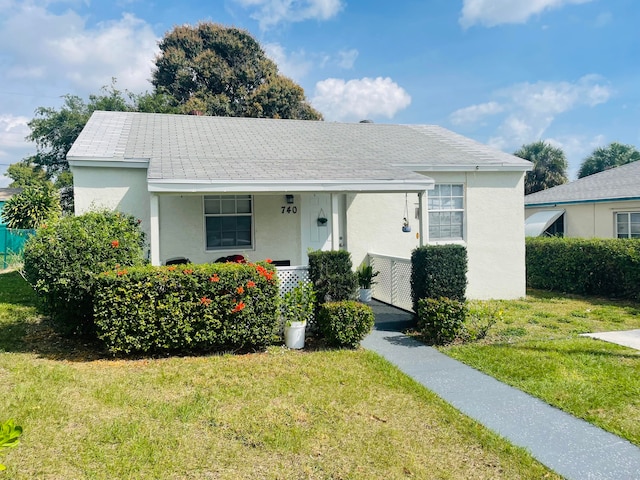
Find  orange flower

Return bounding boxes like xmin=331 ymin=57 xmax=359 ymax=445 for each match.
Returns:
xmin=167 ymin=266 xmax=176 ymax=271
xmin=236 ymin=286 xmax=244 ymax=294
xmin=209 ymin=274 xmax=220 ymax=282
xmin=232 ymin=301 xmax=246 ymax=313
xmin=117 ymin=269 xmax=128 ymax=276
xmin=200 ymin=297 xmax=212 ymax=306
xmin=246 ymin=280 xmax=256 ymax=288
xmin=182 ymin=268 xmax=193 ymax=275
xmin=111 ymin=240 xmax=120 ymax=248
xmin=265 ymin=258 xmax=273 ymax=264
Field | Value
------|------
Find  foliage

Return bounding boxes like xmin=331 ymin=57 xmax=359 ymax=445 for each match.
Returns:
xmin=152 ymin=23 xmax=322 ymax=120
xmin=1 ymin=184 xmax=60 ymax=229
xmin=526 ymin=237 xmax=640 ymax=300
xmin=356 ymin=263 xmax=379 ymax=289
xmin=411 ymin=244 xmax=467 ymax=312
xmin=317 ymin=301 xmax=375 ymax=348
xmin=5 ymin=158 xmax=48 ymax=188
xmin=514 ymin=141 xmax=568 ymax=194
xmin=281 ymin=280 xmax=315 ymax=326
xmin=417 ymin=297 xmax=468 ymax=345
xmin=577 ymin=142 xmax=640 ymax=178
xmin=0 ymin=419 xmax=22 ymax=471
xmin=94 ymin=261 xmax=279 ymax=354
xmin=22 ymin=210 xmax=146 ymax=335
xmin=458 ymin=302 xmax=502 ymax=342
xmin=308 ymin=250 xmax=358 ymax=304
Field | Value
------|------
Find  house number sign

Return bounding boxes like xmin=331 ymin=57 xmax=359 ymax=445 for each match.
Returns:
xmin=281 ymin=206 xmax=298 ymax=214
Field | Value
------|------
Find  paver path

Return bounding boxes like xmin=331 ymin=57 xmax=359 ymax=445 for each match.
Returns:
xmin=363 ymin=302 xmax=640 ymax=480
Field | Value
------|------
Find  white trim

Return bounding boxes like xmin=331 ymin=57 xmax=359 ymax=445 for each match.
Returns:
xmin=150 ymin=194 xmax=160 ymax=265
xmin=331 ymin=194 xmax=340 ymax=250
xmin=398 ymin=164 xmax=532 ymax=172
xmin=69 ymin=158 xmax=149 ymax=169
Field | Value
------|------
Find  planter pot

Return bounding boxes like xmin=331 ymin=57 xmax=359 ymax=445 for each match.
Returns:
xmin=284 ymin=321 xmax=306 ymax=349
xmin=359 ymin=288 xmax=373 ymax=303
xmin=402 ymin=225 xmax=411 ymax=233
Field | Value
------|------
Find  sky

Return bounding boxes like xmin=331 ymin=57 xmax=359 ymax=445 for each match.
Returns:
xmin=1 ymin=0 xmax=639 ymax=187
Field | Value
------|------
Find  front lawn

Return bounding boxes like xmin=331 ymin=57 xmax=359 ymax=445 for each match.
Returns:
xmin=442 ymin=290 xmax=640 ymax=446
xmin=0 ymin=271 xmax=557 ymax=479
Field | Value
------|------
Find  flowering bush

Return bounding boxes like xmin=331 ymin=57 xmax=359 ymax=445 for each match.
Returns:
xmin=22 ymin=210 xmax=146 ymax=335
xmin=93 ymin=261 xmax=279 ymax=354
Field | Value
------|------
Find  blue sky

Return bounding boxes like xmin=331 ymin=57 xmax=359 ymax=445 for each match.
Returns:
xmin=1 ymin=0 xmax=638 ymax=186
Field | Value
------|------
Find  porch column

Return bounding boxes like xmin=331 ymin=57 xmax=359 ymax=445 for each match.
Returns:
xmin=331 ymin=194 xmax=340 ymax=250
xmin=150 ymin=193 xmax=160 ymax=266
xmin=418 ymin=191 xmax=425 ymax=247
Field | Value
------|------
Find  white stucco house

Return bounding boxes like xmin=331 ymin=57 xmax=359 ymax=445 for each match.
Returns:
xmin=68 ymin=111 xmax=532 ymax=300
xmin=525 ymin=160 xmax=640 ymax=239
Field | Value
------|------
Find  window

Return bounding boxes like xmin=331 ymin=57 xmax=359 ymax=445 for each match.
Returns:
xmin=204 ymin=195 xmax=253 ymax=250
xmin=616 ymin=212 xmax=640 ymax=239
xmin=428 ymin=184 xmax=464 ymax=240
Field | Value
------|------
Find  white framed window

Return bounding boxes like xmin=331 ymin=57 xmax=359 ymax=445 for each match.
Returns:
xmin=616 ymin=212 xmax=640 ymax=239
xmin=204 ymin=195 xmax=253 ymax=250
xmin=428 ymin=184 xmax=464 ymax=241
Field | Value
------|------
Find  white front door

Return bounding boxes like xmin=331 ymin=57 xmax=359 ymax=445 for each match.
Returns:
xmin=301 ymin=193 xmax=332 ymax=263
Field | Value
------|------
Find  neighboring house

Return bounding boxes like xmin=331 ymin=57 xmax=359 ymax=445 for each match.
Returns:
xmin=525 ymin=160 xmax=640 ymax=239
xmin=68 ymin=111 xmax=532 ymax=299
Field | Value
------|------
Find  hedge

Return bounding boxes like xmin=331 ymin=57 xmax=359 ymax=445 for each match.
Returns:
xmin=526 ymin=237 xmax=640 ymax=300
xmin=417 ymin=297 xmax=467 ymax=345
xmin=317 ymin=301 xmax=375 ymax=348
xmin=93 ymin=261 xmax=280 ymax=354
xmin=308 ymin=250 xmax=357 ymax=304
xmin=411 ymin=244 xmax=468 ymax=312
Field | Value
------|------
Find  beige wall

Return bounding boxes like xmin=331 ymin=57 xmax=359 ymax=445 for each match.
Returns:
xmin=72 ymin=166 xmax=151 ymax=241
xmin=347 ymin=171 xmax=527 ymax=300
xmin=526 ymin=200 xmax=640 ymax=238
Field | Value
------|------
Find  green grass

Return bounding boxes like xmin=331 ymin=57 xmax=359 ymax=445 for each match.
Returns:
xmin=0 ymin=271 xmax=557 ymax=479
xmin=442 ymin=289 xmax=640 ymax=446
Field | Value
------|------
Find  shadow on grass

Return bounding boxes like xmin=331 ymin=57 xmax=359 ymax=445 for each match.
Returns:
xmin=527 ymin=288 xmax=640 ymax=316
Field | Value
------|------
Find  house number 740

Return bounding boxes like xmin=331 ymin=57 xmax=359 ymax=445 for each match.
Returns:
xmin=281 ymin=206 xmax=298 ymax=214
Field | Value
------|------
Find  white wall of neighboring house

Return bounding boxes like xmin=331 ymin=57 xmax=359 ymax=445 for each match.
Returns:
xmin=526 ymin=201 xmax=640 ymax=238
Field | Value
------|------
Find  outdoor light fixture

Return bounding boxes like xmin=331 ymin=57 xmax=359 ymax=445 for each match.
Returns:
xmin=285 ymin=195 xmax=294 ymax=204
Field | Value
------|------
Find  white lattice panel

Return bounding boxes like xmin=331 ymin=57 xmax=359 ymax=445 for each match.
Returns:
xmin=370 ymin=253 xmax=413 ymax=312
xmin=276 ymin=266 xmax=310 ymax=296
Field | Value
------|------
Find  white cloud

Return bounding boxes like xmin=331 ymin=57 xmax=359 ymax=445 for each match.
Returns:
xmin=0 ymin=176 xmax=10 ymax=188
xmin=264 ymin=43 xmax=313 ymax=80
xmin=311 ymin=77 xmax=411 ymax=121
xmin=449 ymin=101 xmax=504 ymax=125
xmin=0 ymin=114 xmax=31 ymax=150
xmin=546 ymin=133 xmax=606 ymax=179
xmin=235 ymin=0 xmax=344 ymax=29
xmin=460 ymin=0 xmax=593 ymax=28
xmin=0 ymin=4 xmax=158 ymax=94
xmin=337 ymin=49 xmax=358 ymax=69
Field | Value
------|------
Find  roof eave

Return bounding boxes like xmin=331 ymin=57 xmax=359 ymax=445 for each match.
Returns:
xmin=525 ymin=196 xmax=640 ymax=207
xmin=396 ymin=164 xmax=532 ymax=172
xmin=69 ymin=157 xmax=150 ymax=169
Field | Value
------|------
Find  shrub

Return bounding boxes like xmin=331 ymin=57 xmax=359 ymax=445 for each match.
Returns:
xmin=459 ymin=302 xmax=502 ymax=342
xmin=526 ymin=237 xmax=640 ymax=300
xmin=22 ymin=210 xmax=146 ymax=335
xmin=0 ymin=419 xmax=22 ymax=472
xmin=308 ymin=250 xmax=357 ymax=304
xmin=317 ymin=301 xmax=374 ymax=348
xmin=417 ymin=297 xmax=467 ymax=345
xmin=282 ymin=280 xmax=315 ymax=326
xmin=94 ymin=261 xmax=279 ymax=354
xmin=1 ymin=184 xmax=60 ymax=229
xmin=411 ymin=245 xmax=467 ymax=312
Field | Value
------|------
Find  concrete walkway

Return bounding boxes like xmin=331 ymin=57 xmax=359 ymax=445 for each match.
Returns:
xmin=362 ymin=301 xmax=640 ymax=480
xmin=581 ymin=329 xmax=640 ymax=351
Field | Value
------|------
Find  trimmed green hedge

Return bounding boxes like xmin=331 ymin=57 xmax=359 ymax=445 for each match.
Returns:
xmin=308 ymin=250 xmax=357 ymax=304
xmin=317 ymin=301 xmax=374 ymax=348
xmin=93 ymin=261 xmax=280 ymax=354
xmin=410 ymin=244 xmax=468 ymax=312
xmin=417 ymin=297 xmax=467 ymax=345
xmin=526 ymin=237 xmax=640 ymax=300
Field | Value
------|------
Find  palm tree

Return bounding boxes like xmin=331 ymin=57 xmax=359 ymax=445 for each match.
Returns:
xmin=577 ymin=142 xmax=640 ymax=178
xmin=514 ymin=141 xmax=568 ymax=195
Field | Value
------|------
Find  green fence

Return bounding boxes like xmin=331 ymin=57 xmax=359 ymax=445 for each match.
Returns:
xmin=0 ymin=226 xmax=34 ymax=269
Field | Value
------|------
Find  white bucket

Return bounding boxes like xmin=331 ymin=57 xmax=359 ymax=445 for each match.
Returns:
xmin=284 ymin=321 xmax=306 ymax=349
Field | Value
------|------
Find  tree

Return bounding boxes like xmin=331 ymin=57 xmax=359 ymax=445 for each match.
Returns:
xmin=152 ymin=23 xmax=322 ymax=120
xmin=514 ymin=141 xmax=568 ymax=195
xmin=5 ymin=158 xmax=49 ymax=188
xmin=577 ymin=142 xmax=640 ymax=178
xmin=1 ymin=184 xmax=60 ymax=230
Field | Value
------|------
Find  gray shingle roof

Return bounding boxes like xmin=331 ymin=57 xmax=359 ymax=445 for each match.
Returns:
xmin=0 ymin=188 xmax=22 ymax=201
xmin=525 ymin=160 xmax=640 ymax=206
xmin=68 ymin=111 xmax=530 ymax=190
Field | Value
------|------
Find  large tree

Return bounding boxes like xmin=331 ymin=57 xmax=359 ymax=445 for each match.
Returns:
xmin=514 ymin=141 xmax=568 ymax=195
xmin=152 ymin=23 xmax=322 ymax=120
xmin=577 ymin=142 xmax=640 ymax=178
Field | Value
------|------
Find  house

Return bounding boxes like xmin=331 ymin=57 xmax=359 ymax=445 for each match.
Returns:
xmin=68 ymin=111 xmax=532 ymax=300
xmin=525 ymin=160 xmax=640 ymax=239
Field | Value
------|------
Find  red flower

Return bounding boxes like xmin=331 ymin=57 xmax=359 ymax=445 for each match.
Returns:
xmin=265 ymin=258 xmax=273 ymax=264
xmin=117 ymin=269 xmax=128 ymax=276
xmin=182 ymin=268 xmax=193 ymax=275
xmin=200 ymin=297 xmax=212 ymax=306
xmin=111 ymin=240 xmax=120 ymax=248
xmin=246 ymin=280 xmax=256 ymax=288
xmin=209 ymin=274 xmax=220 ymax=282
xmin=167 ymin=266 xmax=176 ymax=271
xmin=236 ymin=286 xmax=244 ymax=294
xmin=232 ymin=301 xmax=246 ymax=313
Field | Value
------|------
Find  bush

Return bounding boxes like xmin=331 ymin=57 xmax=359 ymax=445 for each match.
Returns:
xmin=308 ymin=250 xmax=357 ymax=304
xmin=317 ymin=301 xmax=374 ymax=348
xmin=1 ymin=184 xmax=60 ymax=229
xmin=411 ymin=245 xmax=467 ymax=312
xmin=94 ymin=261 xmax=279 ymax=354
xmin=526 ymin=237 xmax=640 ymax=300
xmin=417 ymin=297 xmax=467 ymax=345
xmin=22 ymin=210 xmax=146 ymax=335
xmin=282 ymin=280 xmax=315 ymax=326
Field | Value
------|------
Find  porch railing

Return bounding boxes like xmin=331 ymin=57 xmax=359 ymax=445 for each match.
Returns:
xmin=369 ymin=252 xmax=413 ymax=312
